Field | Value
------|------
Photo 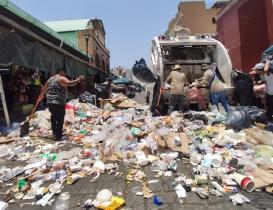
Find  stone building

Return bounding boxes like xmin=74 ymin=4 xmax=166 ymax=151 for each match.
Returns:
xmin=45 ymin=18 xmax=110 ymax=73
xmin=167 ymin=0 xmax=229 ymax=35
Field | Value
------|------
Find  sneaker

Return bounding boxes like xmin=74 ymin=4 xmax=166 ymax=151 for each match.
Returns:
xmin=55 ymin=135 xmax=68 ymax=141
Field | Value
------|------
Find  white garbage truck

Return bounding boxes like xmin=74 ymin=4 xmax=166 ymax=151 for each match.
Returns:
xmin=149 ymin=27 xmax=234 ymax=111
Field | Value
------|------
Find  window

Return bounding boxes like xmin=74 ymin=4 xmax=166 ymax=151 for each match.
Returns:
xmin=95 ymin=54 xmax=100 ymax=68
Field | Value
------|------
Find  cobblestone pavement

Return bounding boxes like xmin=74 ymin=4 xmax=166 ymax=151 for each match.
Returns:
xmin=1 ymin=153 xmax=273 ymax=210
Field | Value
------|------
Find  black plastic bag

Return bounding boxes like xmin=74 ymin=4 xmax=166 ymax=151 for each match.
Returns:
xmin=232 ymin=70 xmax=254 ymax=106
xmin=95 ymin=84 xmax=109 ymax=99
xmin=184 ymin=112 xmax=208 ymax=125
xmin=235 ymin=106 xmax=264 ymax=119
xmin=226 ymin=111 xmax=252 ymax=131
xmin=132 ymin=58 xmax=157 ymax=83
xmin=79 ymin=91 xmax=95 ymax=104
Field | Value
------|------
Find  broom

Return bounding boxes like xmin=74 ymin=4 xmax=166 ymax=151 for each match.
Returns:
xmin=20 ymin=97 xmax=42 ymax=137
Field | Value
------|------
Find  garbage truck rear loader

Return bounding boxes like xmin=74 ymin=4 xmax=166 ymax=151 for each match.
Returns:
xmin=149 ymin=28 xmax=233 ymax=112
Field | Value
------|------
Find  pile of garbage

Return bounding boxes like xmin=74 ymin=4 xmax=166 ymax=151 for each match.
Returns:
xmin=0 ymin=94 xmax=273 ymax=209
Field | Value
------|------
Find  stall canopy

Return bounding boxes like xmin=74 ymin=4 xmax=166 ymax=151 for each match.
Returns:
xmin=0 ymin=0 xmax=102 ymax=77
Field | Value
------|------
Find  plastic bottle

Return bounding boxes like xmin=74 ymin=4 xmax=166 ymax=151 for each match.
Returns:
xmin=190 ymin=152 xmax=202 ymax=166
xmin=0 ymin=145 xmax=9 ymax=158
xmin=53 ymin=192 xmax=70 ymax=210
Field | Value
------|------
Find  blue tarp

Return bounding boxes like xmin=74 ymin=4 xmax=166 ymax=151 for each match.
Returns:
xmin=113 ymin=78 xmax=130 ymax=85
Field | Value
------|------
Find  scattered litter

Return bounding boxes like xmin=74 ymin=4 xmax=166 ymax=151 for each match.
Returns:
xmin=82 ymin=199 xmax=93 ymax=209
xmin=36 ymin=192 xmax=54 ymax=207
xmin=53 ymin=192 xmax=70 ymax=210
xmin=153 ymin=196 xmax=163 ymax=206
xmin=232 ymin=173 xmax=255 ymax=192
xmin=93 ymin=189 xmax=125 ymax=210
xmin=175 ymin=184 xmax=187 ymax=198
xmin=193 ymin=187 xmax=209 ymax=199
xmin=0 ymin=95 xmax=272 ymax=209
xmin=0 ymin=201 xmax=8 ymax=210
xmin=229 ymin=193 xmax=251 ymax=205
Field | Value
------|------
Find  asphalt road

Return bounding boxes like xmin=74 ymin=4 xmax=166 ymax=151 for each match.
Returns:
xmin=1 ymin=152 xmax=272 ymax=210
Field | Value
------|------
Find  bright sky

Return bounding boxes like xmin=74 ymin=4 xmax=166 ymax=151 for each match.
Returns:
xmin=10 ymin=0 xmax=214 ymax=69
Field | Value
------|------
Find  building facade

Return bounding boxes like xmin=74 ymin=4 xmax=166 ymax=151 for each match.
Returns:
xmin=45 ymin=19 xmax=110 ymax=73
xmin=167 ymin=0 xmax=229 ymax=35
xmin=111 ymin=66 xmax=133 ymax=81
xmin=216 ymin=0 xmax=273 ymax=72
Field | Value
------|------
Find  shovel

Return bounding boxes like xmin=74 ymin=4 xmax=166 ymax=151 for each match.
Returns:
xmin=20 ymin=97 xmax=42 ymax=137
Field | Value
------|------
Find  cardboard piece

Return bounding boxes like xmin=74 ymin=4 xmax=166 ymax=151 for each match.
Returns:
xmin=115 ymin=100 xmax=136 ymax=108
xmin=102 ymin=110 xmax=111 ymax=120
xmin=131 ymin=121 xmax=145 ymax=128
xmin=0 ymin=137 xmax=14 ymax=144
xmin=165 ymin=132 xmax=190 ymax=155
xmin=245 ymin=128 xmax=273 ymax=147
xmin=150 ymin=133 xmax=166 ymax=149
xmin=254 ymin=166 xmax=273 ymax=188
xmin=151 ymin=132 xmax=190 ymax=155
xmin=99 ymin=98 xmax=112 ymax=109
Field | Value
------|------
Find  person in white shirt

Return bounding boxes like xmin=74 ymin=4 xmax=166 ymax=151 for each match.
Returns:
xmin=261 ymin=59 xmax=273 ymax=120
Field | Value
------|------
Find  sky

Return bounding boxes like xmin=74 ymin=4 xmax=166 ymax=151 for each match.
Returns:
xmin=10 ymin=0 xmax=215 ymax=69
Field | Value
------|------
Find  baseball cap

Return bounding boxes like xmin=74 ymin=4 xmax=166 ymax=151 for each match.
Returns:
xmin=252 ymin=63 xmax=265 ymax=70
xmin=201 ymin=64 xmax=210 ymax=70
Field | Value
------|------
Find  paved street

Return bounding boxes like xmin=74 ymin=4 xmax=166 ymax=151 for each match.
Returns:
xmin=133 ymin=91 xmax=147 ymax=105
xmin=1 ymin=143 xmax=272 ymax=210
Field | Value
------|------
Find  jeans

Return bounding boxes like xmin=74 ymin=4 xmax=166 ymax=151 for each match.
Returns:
xmin=168 ymin=94 xmax=185 ymax=114
xmin=266 ymin=94 xmax=273 ymax=119
xmin=48 ymin=104 xmax=65 ymax=140
xmin=210 ymin=91 xmax=229 ymax=113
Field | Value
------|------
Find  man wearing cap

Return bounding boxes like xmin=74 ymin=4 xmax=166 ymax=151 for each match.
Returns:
xmin=104 ymin=77 xmax=121 ymax=98
xmin=164 ymin=64 xmax=188 ymax=114
xmin=260 ymin=59 xmax=273 ymax=120
xmin=38 ymin=68 xmax=85 ymax=140
xmin=196 ymin=64 xmax=229 ymax=113
xmin=251 ymin=63 xmax=266 ymax=111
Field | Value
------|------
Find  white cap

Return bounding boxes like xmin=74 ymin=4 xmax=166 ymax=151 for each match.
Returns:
xmin=252 ymin=63 xmax=265 ymax=70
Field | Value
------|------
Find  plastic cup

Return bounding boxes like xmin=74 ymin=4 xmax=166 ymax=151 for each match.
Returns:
xmin=241 ymin=177 xmax=255 ymax=192
xmin=67 ymin=174 xmax=80 ymax=185
xmin=211 ymin=154 xmax=223 ymax=168
xmin=233 ymin=173 xmax=255 ymax=192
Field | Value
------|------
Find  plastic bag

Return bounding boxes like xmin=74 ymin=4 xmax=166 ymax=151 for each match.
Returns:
xmin=96 ymin=84 xmax=110 ymax=99
xmin=78 ymin=91 xmax=95 ymax=104
xmin=132 ymin=58 xmax=157 ymax=83
xmin=187 ymin=87 xmax=207 ymax=110
xmin=226 ymin=111 xmax=251 ymax=131
xmin=256 ymin=145 xmax=273 ymax=157
xmin=216 ymin=129 xmax=246 ymax=146
xmin=235 ymin=106 xmax=264 ymax=120
xmin=245 ymin=128 xmax=273 ymax=146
